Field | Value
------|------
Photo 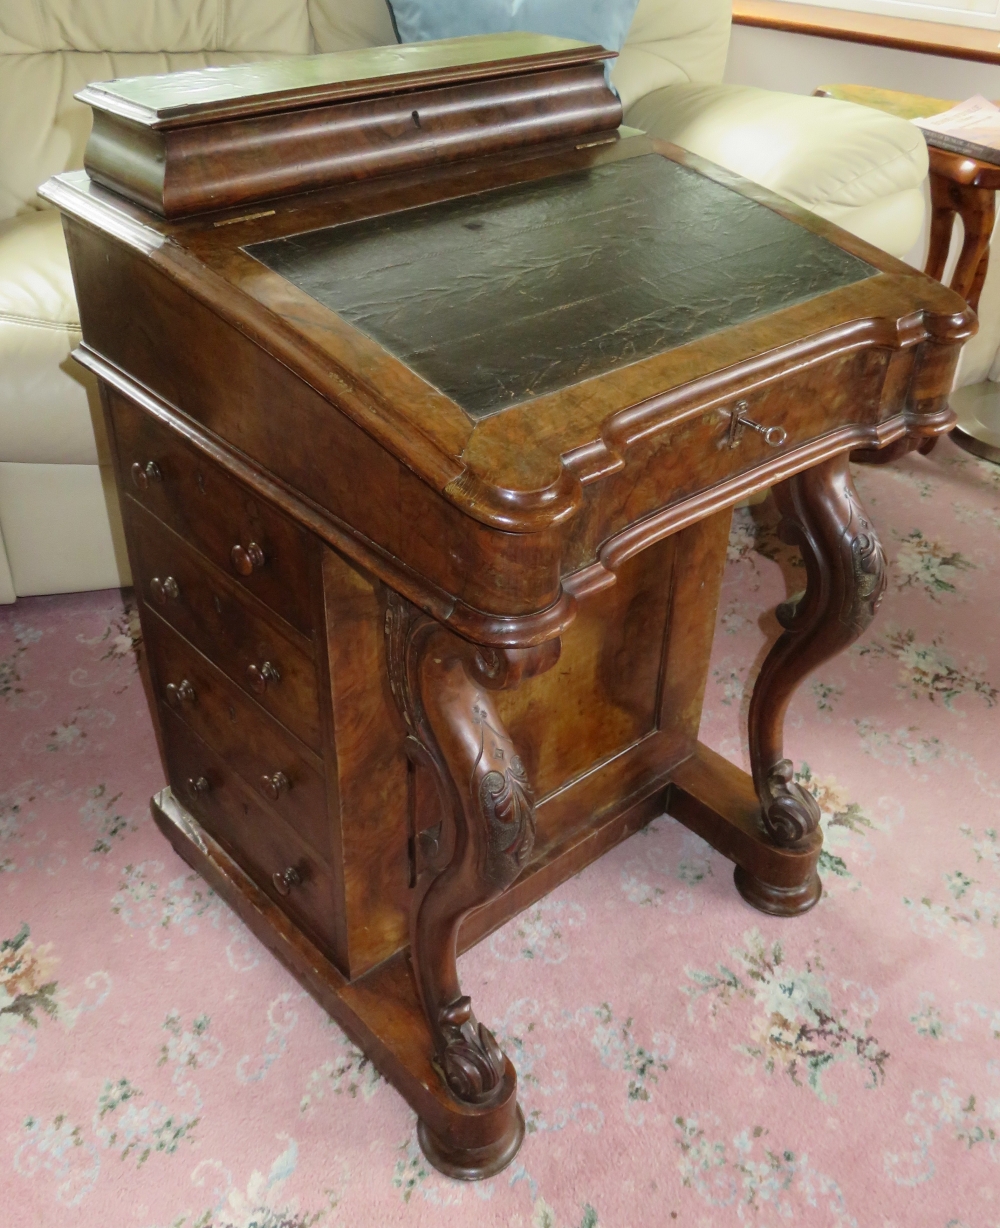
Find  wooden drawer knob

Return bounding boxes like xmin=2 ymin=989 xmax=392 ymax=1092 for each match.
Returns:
xmin=165 ymin=679 xmax=196 ymax=706
xmin=150 ymin=575 xmax=180 ymax=605
xmin=260 ymin=770 xmax=290 ymax=800
xmin=187 ymin=775 xmax=210 ymax=795
xmin=272 ymin=865 xmax=301 ymax=897
xmin=130 ymin=460 xmax=163 ymax=491
xmin=231 ymin=542 xmax=266 ymax=576
xmin=246 ymin=660 xmax=281 ymax=693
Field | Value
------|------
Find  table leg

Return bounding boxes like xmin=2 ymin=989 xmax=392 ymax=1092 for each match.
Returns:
xmin=740 ymin=454 xmax=887 ymax=914
xmin=920 ymin=174 xmax=996 ymax=455
xmin=926 ymin=172 xmax=994 ymax=310
xmin=925 ymin=175 xmax=958 ymax=287
xmin=929 ymin=174 xmax=995 ymax=312
xmin=384 ymin=591 xmax=559 ymax=1178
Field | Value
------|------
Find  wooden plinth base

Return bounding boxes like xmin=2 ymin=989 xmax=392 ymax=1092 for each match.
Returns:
xmin=733 ymin=864 xmax=822 ymax=915
xmin=666 ymin=743 xmax=823 ymax=915
xmin=152 ymin=787 xmax=528 ymax=1177
xmin=418 ymin=1105 xmax=526 ymax=1181
xmin=151 ymin=742 xmax=820 ymax=1178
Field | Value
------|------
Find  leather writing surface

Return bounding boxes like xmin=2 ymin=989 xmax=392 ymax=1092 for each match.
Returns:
xmin=247 ymin=155 xmax=876 ymax=419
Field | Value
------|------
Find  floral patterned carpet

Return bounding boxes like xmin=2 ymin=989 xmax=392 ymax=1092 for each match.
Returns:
xmin=2 ymin=437 xmax=999 ymax=1228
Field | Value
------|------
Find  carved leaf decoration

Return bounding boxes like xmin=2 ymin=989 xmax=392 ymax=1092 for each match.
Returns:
xmin=848 ymin=530 xmax=887 ymax=632
xmin=762 ymin=759 xmax=821 ymax=848
xmin=481 ymin=756 xmax=535 ymax=878
xmin=384 ymin=590 xmax=417 ymax=727
xmin=437 ymin=994 xmax=505 ymax=1103
xmin=843 ymin=493 xmax=887 ymax=635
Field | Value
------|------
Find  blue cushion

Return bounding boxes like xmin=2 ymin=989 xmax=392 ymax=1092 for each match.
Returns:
xmin=385 ymin=0 xmax=641 ymax=53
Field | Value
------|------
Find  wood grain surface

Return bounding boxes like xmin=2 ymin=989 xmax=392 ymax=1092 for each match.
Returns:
xmin=733 ymin=1 xmax=1000 ymax=65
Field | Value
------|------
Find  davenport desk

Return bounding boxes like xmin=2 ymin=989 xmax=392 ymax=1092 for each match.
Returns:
xmin=44 ymin=34 xmax=973 ymax=1179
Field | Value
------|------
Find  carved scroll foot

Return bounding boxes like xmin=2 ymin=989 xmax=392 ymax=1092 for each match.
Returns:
xmin=384 ymin=591 xmax=558 ymax=1148
xmin=744 ymin=453 xmax=886 ymax=914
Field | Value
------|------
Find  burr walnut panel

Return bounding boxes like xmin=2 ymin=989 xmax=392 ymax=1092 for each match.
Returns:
xmin=322 ymin=547 xmax=411 ymax=980
xmin=564 ymin=346 xmax=892 ymax=571
xmin=110 ymin=390 xmax=318 ymax=636
xmin=160 ymin=706 xmax=339 ymax=956
xmin=144 ymin=612 xmax=329 ymax=860
xmin=494 ymin=534 xmax=677 ymax=806
xmin=129 ymin=503 xmax=322 ymax=750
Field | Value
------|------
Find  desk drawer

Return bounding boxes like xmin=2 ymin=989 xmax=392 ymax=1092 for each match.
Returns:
xmin=599 ymin=347 xmax=887 ymax=531
xmin=145 ymin=611 xmax=329 ymax=859
xmin=110 ymin=390 xmax=316 ymax=635
xmin=161 ymin=706 xmax=339 ymax=957
xmin=130 ymin=503 xmax=322 ymax=751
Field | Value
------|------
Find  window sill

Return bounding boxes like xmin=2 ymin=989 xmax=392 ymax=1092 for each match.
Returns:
xmin=731 ymin=1 xmax=1000 ymax=65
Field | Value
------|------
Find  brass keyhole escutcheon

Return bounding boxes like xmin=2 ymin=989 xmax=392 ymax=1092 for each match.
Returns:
xmin=247 ymin=660 xmax=281 ymax=693
xmin=272 ymin=866 xmax=301 ymax=896
xmin=150 ymin=575 xmax=180 ymax=605
xmin=726 ymin=400 xmax=788 ymax=450
xmin=231 ymin=541 xmax=266 ymax=576
xmin=130 ymin=460 xmax=163 ymax=491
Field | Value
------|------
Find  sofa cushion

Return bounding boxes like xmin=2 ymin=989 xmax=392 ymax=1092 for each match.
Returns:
xmin=0 ymin=0 xmax=313 ymax=222
xmin=383 ymin=0 xmax=642 ymax=53
xmin=612 ymin=0 xmax=730 ymax=112
xmin=0 ymin=461 xmax=129 ymax=597
xmin=626 ymin=82 xmax=928 ymax=257
xmin=309 ymin=0 xmax=397 ymax=52
xmin=0 ymin=0 xmax=310 ymax=55
xmin=0 ymin=50 xmax=298 ymax=221
xmin=0 ymin=210 xmax=107 ymax=466
xmin=309 ymin=0 xmax=731 ymax=114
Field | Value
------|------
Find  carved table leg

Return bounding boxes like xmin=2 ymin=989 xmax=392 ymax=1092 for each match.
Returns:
xmin=739 ymin=453 xmax=886 ymax=916
xmin=920 ymin=175 xmax=995 ymax=456
xmin=930 ymin=175 xmax=995 ymax=312
xmin=925 ymin=174 xmax=959 ymax=289
xmin=384 ymin=592 xmax=558 ymax=1178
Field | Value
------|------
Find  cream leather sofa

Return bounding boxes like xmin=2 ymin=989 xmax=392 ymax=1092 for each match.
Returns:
xmin=0 ymin=0 xmax=928 ymax=603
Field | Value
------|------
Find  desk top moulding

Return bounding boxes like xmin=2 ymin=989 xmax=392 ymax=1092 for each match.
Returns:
xmin=43 ymin=33 xmax=975 ymax=1181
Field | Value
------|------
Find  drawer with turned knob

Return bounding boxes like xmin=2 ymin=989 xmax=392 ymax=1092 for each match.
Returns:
xmin=130 ymin=503 xmax=321 ymax=749
xmin=160 ymin=707 xmax=337 ymax=953
xmin=145 ymin=611 xmax=329 ymax=859
xmin=110 ymin=388 xmax=316 ymax=635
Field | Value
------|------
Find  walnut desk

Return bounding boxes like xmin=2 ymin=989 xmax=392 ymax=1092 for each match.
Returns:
xmin=44 ymin=35 xmax=972 ymax=1181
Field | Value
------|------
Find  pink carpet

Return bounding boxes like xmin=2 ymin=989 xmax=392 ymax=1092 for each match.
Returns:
xmin=2 ymin=437 xmax=999 ymax=1227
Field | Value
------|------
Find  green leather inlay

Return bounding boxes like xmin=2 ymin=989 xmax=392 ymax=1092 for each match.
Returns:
xmin=247 ymin=154 xmax=877 ymax=419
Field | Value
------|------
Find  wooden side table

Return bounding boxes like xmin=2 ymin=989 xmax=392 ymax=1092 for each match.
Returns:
xmin=817 ymin=85 xmax=1000 ymax=462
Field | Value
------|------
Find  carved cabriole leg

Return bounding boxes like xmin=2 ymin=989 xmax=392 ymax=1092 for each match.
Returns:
xmin=919 ymin=176 xmax=993 ymax=456
xmin=384 ymin=590 xmax=559 ymax=1178
xmin=739 ymin=453 xmax=887 ymax=916
xmin=929 ymin=175 xmax=995 ymax=312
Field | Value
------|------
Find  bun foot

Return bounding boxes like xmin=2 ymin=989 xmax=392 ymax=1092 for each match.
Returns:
xmin=734 ymin=864 xmax=821 ymax=917
xmin=417 ymin=1103 xmax=525 ymax=1181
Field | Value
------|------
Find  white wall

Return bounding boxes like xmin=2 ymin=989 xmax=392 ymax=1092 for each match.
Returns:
xmin=724 ymin=24 xmax=1000 ymax=385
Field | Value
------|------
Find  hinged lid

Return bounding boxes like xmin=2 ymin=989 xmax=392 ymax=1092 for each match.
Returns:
xmin=78 ymin=33 xmax=622 ymax=218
